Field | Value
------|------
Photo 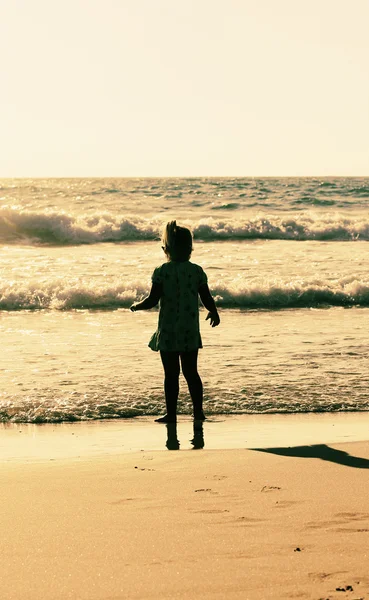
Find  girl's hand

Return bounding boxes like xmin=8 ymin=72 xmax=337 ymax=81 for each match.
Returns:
xmin=206 ymin=311 xmax=220 ymax=327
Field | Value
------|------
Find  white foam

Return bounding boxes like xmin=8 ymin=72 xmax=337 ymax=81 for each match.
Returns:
xmin=1 ymin=276 xmax=368 ymax=310
xmin=2 ymin=206 xmax=369 ymax=245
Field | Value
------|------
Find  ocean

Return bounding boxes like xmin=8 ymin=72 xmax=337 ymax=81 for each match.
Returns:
xmin=1 ymin=176 xmax=369 ymax=422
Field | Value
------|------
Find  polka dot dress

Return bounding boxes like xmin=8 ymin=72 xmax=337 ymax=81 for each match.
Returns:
xmin=148 ymin=261 xmax=208 ymax=352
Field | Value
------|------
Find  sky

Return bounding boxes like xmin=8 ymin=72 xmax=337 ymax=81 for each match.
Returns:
xmin=1 ymin=0 xmax=368 ymax=177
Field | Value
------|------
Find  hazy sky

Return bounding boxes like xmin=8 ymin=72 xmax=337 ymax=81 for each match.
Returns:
xmin=1 ymin=0 xmax=368 ymax=176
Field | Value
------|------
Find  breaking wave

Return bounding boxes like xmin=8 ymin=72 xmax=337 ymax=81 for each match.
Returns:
xmin=1 ymin=277 xmax=369 ymax=311
xmin=1 ymin=392 xmax=367 ymax=423
xmin=2 ymin=207 xmax=369 ymax=245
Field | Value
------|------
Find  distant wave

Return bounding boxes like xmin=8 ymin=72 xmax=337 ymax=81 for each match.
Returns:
xmin=347 ymin=186 xmax=369 ymax=197
xmin=2 ymin=207 xmax=369 ymax=245
xmin=210 ymin=202 xmax=241 ymax=210
xmin=1 ymin=277 xmax=369 ymax=311
xmin=292 ymin=198 xmax=336 ymax=206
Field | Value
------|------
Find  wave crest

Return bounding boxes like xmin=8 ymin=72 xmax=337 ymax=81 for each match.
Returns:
xmin=2 ymin=207 xmax=369 ymax=245
xmin=1 ymin=277 xmax=369 ymax=311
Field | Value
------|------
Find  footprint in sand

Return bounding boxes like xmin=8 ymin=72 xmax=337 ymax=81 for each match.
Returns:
xmin=134 ymin=467 xmax=155 ymax=471
xmin=261 ymin=485 xmax=281 ymax=492
xmin=306 ymin=512 xmax=369 ymax=532
xmin=336 ymin=511 xmax=369 ymax=520
xmin=275 ymin=500 xmax=301 ymax=508
xmin=308 ymin=571 xmax=348 ymax=583
xmin=235 ymin=516 xmax=265 ymax=524
xmin=192 ymin=509 xmax=230 ymax=514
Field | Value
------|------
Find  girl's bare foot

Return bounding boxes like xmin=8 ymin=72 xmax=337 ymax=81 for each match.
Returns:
xmin=194 ymin=411 xmax=206 ymax=421
xmin=155 ymin=414 xmax=176 ymax=423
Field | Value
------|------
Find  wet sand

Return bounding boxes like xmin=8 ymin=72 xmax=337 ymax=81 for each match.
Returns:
xmin=2 ymin=412 xmax=369 ymax=461
xmin=1 ymin=414 xmax=369 ymax=599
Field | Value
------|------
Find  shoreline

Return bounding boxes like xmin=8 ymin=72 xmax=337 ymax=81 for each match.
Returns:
xmin=1 ymin=411 xmax=369 ymax=462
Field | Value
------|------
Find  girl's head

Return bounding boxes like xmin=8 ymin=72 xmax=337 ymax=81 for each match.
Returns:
xmin=162 ymin=221 xmax=193 ymax=262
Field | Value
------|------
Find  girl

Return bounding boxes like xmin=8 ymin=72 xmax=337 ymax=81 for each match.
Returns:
xmin=130 ymin=221 xmax=220 ymax=423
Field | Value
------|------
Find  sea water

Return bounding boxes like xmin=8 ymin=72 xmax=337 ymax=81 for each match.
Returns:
xmin=1 ymin=177 xmax=369 ymax=422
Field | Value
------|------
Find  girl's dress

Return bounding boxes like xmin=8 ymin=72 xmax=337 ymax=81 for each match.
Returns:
xmin=148 ymin=260 xmax=208 ymax=352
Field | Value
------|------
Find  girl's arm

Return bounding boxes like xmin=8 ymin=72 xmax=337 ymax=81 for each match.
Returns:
xmin=130 ymin=283 xmax=162 ymax=312
xmin=199 ymin=284 xmax=220 ymax=327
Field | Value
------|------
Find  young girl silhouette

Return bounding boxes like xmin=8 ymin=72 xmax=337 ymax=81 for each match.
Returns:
xmin=130 ymin=221 xmax=220 ymax=423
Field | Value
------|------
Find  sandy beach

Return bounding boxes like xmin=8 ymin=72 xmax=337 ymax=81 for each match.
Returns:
xmin=3 ymin=0 xmax=369 ymax=595
xmin=1 ymin=414 xmax=369 ymax=600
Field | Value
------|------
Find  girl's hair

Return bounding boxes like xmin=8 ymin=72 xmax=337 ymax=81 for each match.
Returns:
xmin=162 ymin=221 xmax=193 ymax=262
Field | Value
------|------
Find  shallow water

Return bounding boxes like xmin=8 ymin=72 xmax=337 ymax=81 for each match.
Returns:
xmin=1 ymin=306 xmax=368 ymax=422
xmin=1 ymin=177 xmax=369 ymax=422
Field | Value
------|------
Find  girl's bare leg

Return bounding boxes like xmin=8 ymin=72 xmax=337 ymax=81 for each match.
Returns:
xmin=180 ymin=350 xmax=205 ymax=420
xmin=157 ymin=351 xmax=180 ymax=422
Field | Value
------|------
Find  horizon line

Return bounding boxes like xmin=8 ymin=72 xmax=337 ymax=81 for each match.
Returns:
xmin=1 ymin=174 xmax=368 ymax=180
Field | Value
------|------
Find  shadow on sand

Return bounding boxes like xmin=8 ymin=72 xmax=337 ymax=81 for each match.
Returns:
xmin=252 ymin=444 xmax=369 ymax=469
